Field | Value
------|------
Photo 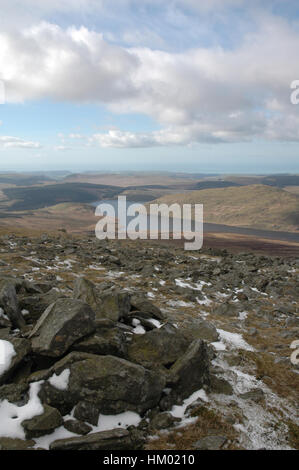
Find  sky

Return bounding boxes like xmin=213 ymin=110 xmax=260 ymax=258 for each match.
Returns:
xmin=0 ymin=0 xmax=299 ymax=173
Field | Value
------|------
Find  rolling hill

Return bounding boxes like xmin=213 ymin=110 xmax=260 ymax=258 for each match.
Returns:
xmin=150 ymin=184 xmax=299 ymax=232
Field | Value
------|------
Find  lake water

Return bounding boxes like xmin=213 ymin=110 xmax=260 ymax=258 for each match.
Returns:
xmin=90 ymin=199 xmax=299 ymax=243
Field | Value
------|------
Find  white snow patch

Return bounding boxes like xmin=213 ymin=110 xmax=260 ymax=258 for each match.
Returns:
xmin=216 ymin=329 xmax=254 ymax=351
xmin=48 ymin=369 xmax=70 ymax=391
xmin=148 ymin=318 xmax=163 ymax=329
xmin=170 ymin=389 xmax=209 ymax=422
xmin=95 ymin=411 xmax=141 ymax=432
xmin=132 ymin=319 xmax=146 ymax=335
xmin=0 ymin=381 xmax=44 ymax=439
xmin=0 ymin=340 xmax=16 ymax=376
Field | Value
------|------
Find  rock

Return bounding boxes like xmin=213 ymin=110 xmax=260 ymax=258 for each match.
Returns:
xmin=167 ymin=339 xmax=210 ymax=402
xmin=212 ymin=302 xmax=238 ymax=317
xmin=0 ymin=279 xmax=25 ymax=329
xmin=180 ymin=317 xmax=219 ymax=343
xmin=29 ymin=299 xmax=96 ymax=357
xmin=0 ymin=382 xmax=29 ymax=404
xmin=97 ymin=289 xmax=131 ymax=321
xmin=65 ymin=355 xmax=165 ymax=415
xmin=130 ymin=295 xmax=165 ymax=321
xmin=22 ymin=404 xmax=63 ymax=439
xmin=73 ymin=400 xmax=101 ymax=426
xmin=50 ymin=428 xmax=143 ymax=450
xmin=149 ymin=412 xmax=180 ymax=430
xmin=193 ymin=435 xmax=227 ymax=450
xmin=72 ymin=327 xmax=127 ymax=358
xmin=19 ymin=288 xmax=65 ymax=323
xmin=210 ymin=375 xmax=233 ymax=395
xmin=0 ymin=337 xmax=31 ymax=385
xmin=240 ymin=388 xmax=265 ymax=403
xmin=127 ymin=323 xmax=189 ymax=369
xmin=0 ymin=437 xmax=35 ymax=450
xmin=73 ymin=277 xmax=99 ymax=315
xmin=63 ymin=419 xmax=92 ymax=435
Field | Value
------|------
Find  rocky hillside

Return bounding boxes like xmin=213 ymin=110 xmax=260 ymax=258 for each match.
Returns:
xmin=0 ymin=234 xmax=298 ymax=450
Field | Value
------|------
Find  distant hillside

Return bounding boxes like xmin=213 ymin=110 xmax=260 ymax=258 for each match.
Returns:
xmin=2 ymin=183 xmax=121 ymax=211
xmin=150 ymin=184 xmax=299 ymax=232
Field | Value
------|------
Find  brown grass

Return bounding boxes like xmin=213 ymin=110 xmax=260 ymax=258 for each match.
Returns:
xmin=145 ymin=405 xmax=240 ymax=450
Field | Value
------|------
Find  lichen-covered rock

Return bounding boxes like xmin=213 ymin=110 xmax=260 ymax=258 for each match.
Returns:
xmin=167 ymin=339 xmax=210 ymax=402
xmin=96 ymin=289 xmax=131 ymax=321
xmin=68 ymin=355 xmax=166 ymax=415
xmin=22 ymin=404 xmax=63 ymax=439
xmin=130 ymin=295 xmax=165 ymax=321
xmin=63 ymin=419 xmax=92 ymax=436
xmin=29 ymin=299 xmax=96 ymax=357
xmin=73 ymin=277 xmax=99 ymax=315
xmin=0 ymin=279 xmax=25 ymax=329
xmin=72 ymin=327 xmax=127 ymax=358
xmin=127 ymin=323 xmax=189 ymax=369
xmin=49 ymin=428 xmax=143 ymax=450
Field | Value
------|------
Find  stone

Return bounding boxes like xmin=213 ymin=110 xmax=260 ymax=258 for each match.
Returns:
xmin=210 ymin=375 xmax=233 ymax=395
xmin=97 ymin=289 xmax=131 ymax=321
xmin=72 ymin=327 xmax=127 ymax=358
xmin=0 ymin=437 xmax=35 ymax=450
xmin=73 ymin=277 xmax=99 ymax=315
xmin=29 ymin=298 xmax=96 ymax=357
xmin=167 ymin=339 xmax=210 ymax=402
xmin=63 ymin=419 xmax=92 ymax=436
xmin=193 ymin=435 xmax=227 ymax=450
xmin=66 ymin=355 xmax=165 ymax=415
xmin=149 ymin=412 xmax=180 ymax=430
xmin=0 ymin=279 xmax=25 ymax=329
xmin=240 ymin=388 xmax=265 ymax=403
xmin=130 ymin=295 xmax=165 ymax=321
xmin=0 ymin=337 xmax=31 ymax=385
xmin=73 ymin=400 xmax=101 ymax=426
xmin=127 ymin=323 xmax=189 ymax=368
xmin=180 ymin=317 xmax=219 ymax=343
xmin=50 ymin=428 xmax=143 ymax=451
xmin=19 ymin=288 xmax=65 ymax=323
xmin=22 ymin=404 xmax=63 ymax=439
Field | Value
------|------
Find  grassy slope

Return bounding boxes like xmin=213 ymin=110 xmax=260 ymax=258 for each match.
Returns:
xmin=150 ymin=184 xmax=299 ymax=232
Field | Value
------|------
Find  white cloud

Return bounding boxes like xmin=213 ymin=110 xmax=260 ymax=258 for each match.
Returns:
xmin=0 ymin=136 xmax=41 ymax=149
xmin=0 ymin=14 xmax=299 ymax=146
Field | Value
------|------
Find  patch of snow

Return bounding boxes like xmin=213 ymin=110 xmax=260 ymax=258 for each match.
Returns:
xmin=48 ymin=369 xmax=70 ymax=391
xmin=170 ymin=389 xmax=209 ymax=427
xmin=33 ymin=426 xmax=77 ymax=449
xmin=148 ymin=318 xmax=163 ymax=329
xmin=0 ymin=340 xmax=16 ymax=376
xmin=132 ymin=319 xmax=146 ymax=335
xmin=94 ymin=411 xmax=141 ymax=433
xmin=216 ymin=329 xmax=254 ymax=351
xmin=147 ymin=292 xmax=155 ymax=298
xmin=0 ymin=381 xmax=44 ymax=439
xmin=167 ymin=300 xmax=194 ymax=308
xmin=239 ymin=311 xmax=248 ymax=320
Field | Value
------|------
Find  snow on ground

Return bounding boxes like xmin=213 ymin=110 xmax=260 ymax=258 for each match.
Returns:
xmin=212 ymin=328 xmax=254 ymax=352
xmin=34 ymin=410 xmax=142 ymax=450
xmin=0 ymin=381 xmax=44 ymax=439
xmin=0 ymin=340 xmax=16 ymax=376
xmin=210 ymin=350 xmax=298 ymax=449
xmin=167 ymin=300 xmax=194 ymax=308
xmin=132 ymin=318 xmax=146 ymax=334
xmin=48 ymin=369 xmax=70 ymax=391
xmin=148 ymin=318 xmax=163 ymax=329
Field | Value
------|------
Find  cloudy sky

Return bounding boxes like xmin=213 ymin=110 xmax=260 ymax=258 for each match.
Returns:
xmin=0 ymin=0 xmax=299 ymax=173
